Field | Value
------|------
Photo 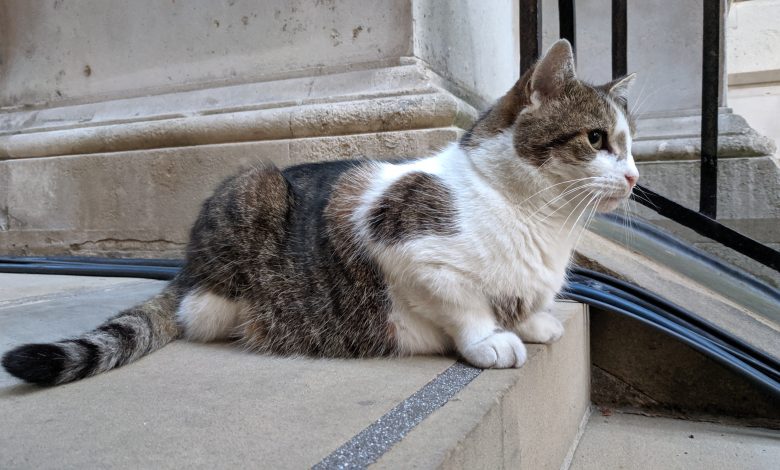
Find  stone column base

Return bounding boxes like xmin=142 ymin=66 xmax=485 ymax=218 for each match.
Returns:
xmin=0 ymin=60 xmax=476 ymax=257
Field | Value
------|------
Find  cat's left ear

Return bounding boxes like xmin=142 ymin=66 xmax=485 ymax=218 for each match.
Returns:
xmin=602 ymin=73 xmax=636 ymax=108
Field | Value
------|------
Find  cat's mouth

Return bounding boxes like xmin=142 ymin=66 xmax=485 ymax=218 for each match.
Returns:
xmin=597 ymin=194 xmax=628 ymax=211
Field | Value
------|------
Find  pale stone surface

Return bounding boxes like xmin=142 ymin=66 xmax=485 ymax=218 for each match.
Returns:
xmin=375 ymin=302 xmax=590 ymax=470
xmin=0 ymin=91 xmax=473 ymax=159
xmin=727 ymin=0 xmax=780 ymax=158
xmin=727 ymin=0 xmax=780 ymax=78
xmin=635 ymin=156 xmax=780 ymax=240
xmin=0 ymin=0 xmax=414 ymax=108
xmin=0 ymin=274 xmax=146 ymax=306
xmin=0 ymin=60 xmax=445 ymax=135
xmin=412 ymin=0 xmax=519 ymax=108
xmin=0 ymin=61 xmax=477 ymax=159
xmin=574 ymin=0 xmax=709 ymax=114
xmin=577 ymin=230 xmax=780 ymax=360
xmin=571 ymin=412 xmax=780 ymax=470
xmin=633 ymin=109 xmax=776 ymax=161
xmin=729 ymin=84 xmax=780 ymax=158
xmin=0 ymin=275 xmax=588 ymax=469
xmin=0 ymin=129 xmax=458 ymax=258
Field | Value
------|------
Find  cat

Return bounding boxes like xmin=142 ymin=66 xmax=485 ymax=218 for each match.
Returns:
xmin=2 ymin=40 xmax=638 ymax=386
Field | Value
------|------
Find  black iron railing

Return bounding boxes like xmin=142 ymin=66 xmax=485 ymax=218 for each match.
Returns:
xmin=520 ymin=0 xmax=780 ymax=273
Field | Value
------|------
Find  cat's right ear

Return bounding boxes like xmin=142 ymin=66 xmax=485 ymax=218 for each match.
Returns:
xmin=528 ymin=39 xmax=576 ymax=103
xmin=459 ymin=40 xmax=576 ymax=147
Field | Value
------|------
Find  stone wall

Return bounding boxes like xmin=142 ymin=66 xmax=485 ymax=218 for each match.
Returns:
xmin=0 ymin=0 xmax=776 ymax=272
xmin=0 ymin=0 xmax=518 ymax=257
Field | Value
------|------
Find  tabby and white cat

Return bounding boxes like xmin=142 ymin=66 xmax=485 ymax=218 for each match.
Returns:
xmin=2 ymin=40 xmax=637 ymax=385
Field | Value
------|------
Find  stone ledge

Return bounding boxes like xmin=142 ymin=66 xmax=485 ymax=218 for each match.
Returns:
xmin=633 ymin=109 xmax=777 ymax=161
xmin=0 ymin=94 xmax=474 ymax=160
xmin=375 ymin=303 xmax=590 ymax=469
xmin=0 ymin=275 xmax=589 ymax=469
xmin=0 ymin=129 xmax=459 ymax=257
xmin=0 ymin=60 xmax=477 ymax=160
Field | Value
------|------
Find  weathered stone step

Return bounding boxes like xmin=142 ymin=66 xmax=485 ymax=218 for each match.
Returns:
xmin=0 ymin=274 xmax=589 ymax=469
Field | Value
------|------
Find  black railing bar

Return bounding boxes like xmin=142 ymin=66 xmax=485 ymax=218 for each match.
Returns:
xmin=520 ymin=0 xmax=543 ymax=75
xmin=632 ymin=184 xmax=780 ymax=272
xmin=558 ymin=0 xmax=576 ymax=56
xmin=611 ymin=0 xmax=627 ymax=79
xmin=699 ymin=0 xmax=721 ymax=218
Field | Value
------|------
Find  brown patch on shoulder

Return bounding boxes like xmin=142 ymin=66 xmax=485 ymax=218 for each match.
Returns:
xmin=491 ymin=297 xmax=529 ymax=329
xmin=368 ymin=172 xmax=458 ymax=244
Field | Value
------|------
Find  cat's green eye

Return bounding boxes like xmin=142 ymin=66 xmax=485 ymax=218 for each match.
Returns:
xmin=587 ymin=130 xmax=605 ymax=150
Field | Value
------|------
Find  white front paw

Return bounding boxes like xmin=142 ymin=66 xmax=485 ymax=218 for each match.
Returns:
xmin=461 ymin=331 xmax=527 ymax=369
xmin=517 ymin=312 xmax=564 ymax=344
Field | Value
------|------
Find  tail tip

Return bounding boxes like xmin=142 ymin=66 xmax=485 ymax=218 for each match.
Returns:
xmin=2 ymin=343 xmax=66 ymax=386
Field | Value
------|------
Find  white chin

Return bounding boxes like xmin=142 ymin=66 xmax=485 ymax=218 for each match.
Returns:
xmin=597 ymin=197 xmax=624 ymax=212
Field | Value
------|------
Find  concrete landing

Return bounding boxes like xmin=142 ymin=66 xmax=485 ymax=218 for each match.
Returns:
xmin=0 ymin=274 xmax=589 ymax=469
xmin=570 ymin=412 xmax=780 ymax=470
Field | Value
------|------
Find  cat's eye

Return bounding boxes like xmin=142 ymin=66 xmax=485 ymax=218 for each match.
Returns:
xmin=587 ymin=130 xmax=605 ymax=150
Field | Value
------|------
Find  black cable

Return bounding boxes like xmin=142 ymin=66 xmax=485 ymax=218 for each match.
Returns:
xmin=563 ymin=284 xmax=780 ymax=397
xmin=572 ymin=267 xmax=780 ymax=371
xmin=0 ymin=256 xmax=184 ymax=268
xmin=568 ymin=274 xmax=780 ymax=382
xmin=599 ymin=213 xmax=780 ymax=303
xmin=0 ymin=262 xmax=177 ymax=280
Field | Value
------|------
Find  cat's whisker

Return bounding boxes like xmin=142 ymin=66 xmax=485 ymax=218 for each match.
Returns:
xmin=630 ymin=83 xmax=669 ymax=118
xmin=517 ymin=176 xmax=600 ymax=207
xmin=570 ymin=193 xmax=605 ymax=250
xmin=631 ymin=186 xmax=659 ymax=210
xmin=625 ymin=202 xmax=633 ymax=246
xmin=564 ymin=190 xmax=600 ymax=241
xmin=532 ymin=183 xmax=602 ymax=221
xmin=558 ymin=188 xmax=598 ymax=235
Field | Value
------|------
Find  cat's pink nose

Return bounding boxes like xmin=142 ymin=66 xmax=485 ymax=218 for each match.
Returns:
xmin=625 ymin=174 xmax=638 ymax=188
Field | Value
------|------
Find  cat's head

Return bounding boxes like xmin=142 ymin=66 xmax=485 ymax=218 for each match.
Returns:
xmin=462 ymin=39 xmax=638 ymax=213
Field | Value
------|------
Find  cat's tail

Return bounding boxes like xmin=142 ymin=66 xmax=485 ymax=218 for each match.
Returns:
xmin=2 ymin=282 xmax=185 ymax=386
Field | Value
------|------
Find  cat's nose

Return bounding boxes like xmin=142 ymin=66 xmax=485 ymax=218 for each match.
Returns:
xmin=625 ymin=173 xmax=638 ymax=188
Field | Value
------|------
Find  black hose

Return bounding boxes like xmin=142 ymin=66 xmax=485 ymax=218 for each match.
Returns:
xmin=0 ymin=256 xmax=184 ymax=268
xmin=567 ymin=278 xmax=780 ymax=383
xmin=0 ymin=262 xmax=178 ymax=280
xmin=599 ymin=213 xmax=780 ymax=303
xmin=563 ymin=284 xmax=780 ymax=397
xmin=570 ymin=269 xmax=780 ymax=376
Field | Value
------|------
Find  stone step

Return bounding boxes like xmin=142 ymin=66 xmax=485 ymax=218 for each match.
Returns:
xmin=570 ymin=411 xmax=780 ymax=470
xmin=0 ymin=274 xmax=590 ymax=469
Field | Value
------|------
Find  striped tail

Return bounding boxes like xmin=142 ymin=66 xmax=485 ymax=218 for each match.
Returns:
xmin=2 ymin=283 xmax=184 ymax=386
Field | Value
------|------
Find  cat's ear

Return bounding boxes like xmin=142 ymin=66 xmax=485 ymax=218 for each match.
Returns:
xmin=529 ymin=39 xmax=576 ymax=101
xmin=602 ymin=73 xmax=636 ymax=108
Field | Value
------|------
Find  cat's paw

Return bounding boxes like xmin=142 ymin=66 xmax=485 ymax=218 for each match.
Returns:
xmin=461 ymin=331 xmax=527 ymax=368
xmin=517 ymin=311 xmax=564 ymax=344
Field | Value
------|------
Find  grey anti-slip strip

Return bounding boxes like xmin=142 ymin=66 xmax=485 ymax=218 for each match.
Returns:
xmin=313 ymin=362 xmax=483 ymax=469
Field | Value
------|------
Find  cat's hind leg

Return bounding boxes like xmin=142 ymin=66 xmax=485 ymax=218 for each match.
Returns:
xmin=177 ymin=289 xmax=245 ymax=342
